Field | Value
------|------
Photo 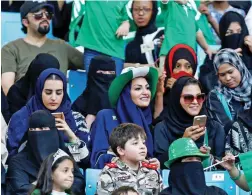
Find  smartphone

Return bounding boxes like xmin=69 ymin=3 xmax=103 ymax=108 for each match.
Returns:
xmin=193 ymin=115 xmax=207 ymax=127
xmin=51 ymin=112 xmax=65 ymax=121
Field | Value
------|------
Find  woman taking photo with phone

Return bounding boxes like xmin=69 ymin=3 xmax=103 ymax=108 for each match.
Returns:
xmin=154 ymin=76 xmax=225 ymax=169
xmin=7 ymin=69 xmax=90 ymax=167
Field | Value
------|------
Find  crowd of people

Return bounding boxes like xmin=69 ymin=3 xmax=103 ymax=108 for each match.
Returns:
xmin=1 ymin=0 xmax=252 ymax=195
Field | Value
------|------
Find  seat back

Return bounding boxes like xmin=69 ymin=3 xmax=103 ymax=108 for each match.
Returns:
xmin=205 ymin=171 xmax=236 ymax=195
xmin=67 ymin=70 xmax=87 ymax=102
xmin=162 ymin=170 xmax=236 ymax=194
xmin=162 ymin=169 xmax=170 ymax=188
xmin=1 ymin=12 xmax=25 ymax=47
xmin=85 ymin=168 xmax=102 ymax=195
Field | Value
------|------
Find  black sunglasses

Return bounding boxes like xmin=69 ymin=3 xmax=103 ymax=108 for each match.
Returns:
xmin=31 ymin=11 xmax=54 ymax=20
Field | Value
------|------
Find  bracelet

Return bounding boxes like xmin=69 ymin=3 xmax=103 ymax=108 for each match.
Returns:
xmin=230 ymin=169 xmax=241 ymax=181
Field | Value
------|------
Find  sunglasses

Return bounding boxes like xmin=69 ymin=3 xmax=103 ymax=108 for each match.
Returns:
xmin=31 ymin=11 xmax=54 ymax=20
xmin=181 ymin=93 xmax=205 ymax=104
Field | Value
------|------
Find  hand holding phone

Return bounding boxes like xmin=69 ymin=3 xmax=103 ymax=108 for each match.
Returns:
xmin=51 ymin=112 xmax=65 ymax=121
xmin=183 ymin=125 xmax=206 ymax=141
xmin=193 ymin=115 xmax=207 ymax=127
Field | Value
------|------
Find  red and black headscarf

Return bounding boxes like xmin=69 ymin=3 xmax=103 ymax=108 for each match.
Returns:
xmin=164 ymin=44 xmax=197 ymax=80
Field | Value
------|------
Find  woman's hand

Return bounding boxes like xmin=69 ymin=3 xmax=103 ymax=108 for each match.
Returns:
xmin=156 ymin=72 xmax=166 ymax=95
xmin=166 ymin=77 xmax=176 ymax=89
xmin=217 ymin=153 xmax=236 ymax=171
xmin=116 ymin=21 xmax=130 ymax=38
xmin=199 ymin=145 xmax=211 ymax=154
xmin=55 ymin=118 xmax=77 ymax=142
xmin=183 ymin=125 xmax=206 ymax=141
xmin=244 ymin=35 xmax=252 ymax=53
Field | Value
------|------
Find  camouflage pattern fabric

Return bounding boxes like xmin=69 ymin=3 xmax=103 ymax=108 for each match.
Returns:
xmin=96 ymin=157 xmax=163 ymax=195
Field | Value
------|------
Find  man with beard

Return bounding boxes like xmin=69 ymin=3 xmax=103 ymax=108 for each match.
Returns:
xmin=1 ymin=1 xmax=83 ymax=95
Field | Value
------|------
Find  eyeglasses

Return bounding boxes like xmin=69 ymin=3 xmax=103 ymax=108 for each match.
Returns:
xmin=132 ymin=8 xmax=152 ymax=14
xmin=181 ymin=93 xmax=205 ymax=104
xmin=30 ymin=11 xmax=54 ymax=20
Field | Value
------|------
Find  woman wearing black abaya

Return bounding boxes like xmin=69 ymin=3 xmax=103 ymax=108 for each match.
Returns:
xmin=6 ymin=110 xmax=85 ymax=195
xmin=7 ymin=53 xmax=60 ymax=116
xmin=199 ymin=11 xmax=252 ymax=94
xmin=225 ymin=92 xmax=252 ymax=156
xmin=219 ymin=11 xmax=252 ymax=70
xmin=125 ymin=0 xmax=164 ymax=64
xmin=159 ymin=138 xmax=227 ymax=195
xmin=154 ymin=77 xmax=225 ymax=169
xmin=72 ymin=55 xmax=116 ymax=129
xmin=153 ymin=44 xmax=197 ymax=122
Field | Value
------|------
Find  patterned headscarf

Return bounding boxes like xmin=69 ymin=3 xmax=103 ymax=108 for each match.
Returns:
xmin=213 ymin=48 xmax=252 ymax=109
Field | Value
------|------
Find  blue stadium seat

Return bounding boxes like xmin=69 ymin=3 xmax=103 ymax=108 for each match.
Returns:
xmin=67 ymin=70 xmax=87 ymax=102
xmin=205 ymin=171 xmax=236 ymax=195
xmin=162 ymin=170 xmax=236 ymax=195
xmin=1 ymin=12 xmax=25 ymax=47
xmin=1 ymin=12 xmax=55 ymax=47
xmin=85 ymin=168 xmax=102 ymax=195
xmin=162 ymin=169 xmax=170 ymax=188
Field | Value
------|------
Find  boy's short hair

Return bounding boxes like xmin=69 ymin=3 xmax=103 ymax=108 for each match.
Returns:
xmin=111 ymin=186 xmax=139 ymax=195
xmin=109 ymin=123 xmax=147 ymax=156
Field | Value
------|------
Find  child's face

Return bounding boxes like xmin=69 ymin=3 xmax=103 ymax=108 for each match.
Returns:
xmin=120 ymin=135 xmax=147 ymax=164
xmin=52 ymin=159 xmax=74 ymax=192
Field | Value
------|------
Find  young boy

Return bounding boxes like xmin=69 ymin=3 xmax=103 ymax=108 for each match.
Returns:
xmin=96 ymin=123 xmax=163 ymax=195
xmin=112 ymin=186 xmax=139 ymax=195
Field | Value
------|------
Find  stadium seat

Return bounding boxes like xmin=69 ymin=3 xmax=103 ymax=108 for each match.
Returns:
xmin=1 ymin=12 xmax=55 ymax=47
xmin=162 ymin=170 xmax=236 ymax=195
xmin=85 ymin=168 xmax=102 ymax=195
xmin=67 ymin=70 xmax=87 ymax=102
xmin=162 ymin=169 xmax=170 ymax=188
xmin=1 ymin=12 xmax=25 ymax=47
xmin=205 ymin=171 xmax=236 ymax=195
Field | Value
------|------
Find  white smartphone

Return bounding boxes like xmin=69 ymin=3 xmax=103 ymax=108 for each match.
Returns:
xmin=193 ymin=115 xmax=207 ymax=127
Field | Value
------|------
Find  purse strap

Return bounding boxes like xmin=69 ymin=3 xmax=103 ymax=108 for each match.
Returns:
xmin=215 ymin=90 xmax=233 ymax=120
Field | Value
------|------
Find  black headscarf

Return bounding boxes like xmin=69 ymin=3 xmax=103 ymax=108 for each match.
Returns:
xmin=125 ymin=0 xmax=163 ymax=64
xmin=164 ymin=44 xmax=197 ymax=84
xmin=219 ymin=11 xmax=252 ymax=70
xmin=132 ymin=0 xmax=158 ymax=37
xmin=27 ymin=110 xmax=63 ymax=165
xmin=164 ymin=77 xmax=199 ymax=135
xmin=7 ymin=53 xmax=60 ymax=115
xmin=72 ymin=55 xmax=116 ymax=116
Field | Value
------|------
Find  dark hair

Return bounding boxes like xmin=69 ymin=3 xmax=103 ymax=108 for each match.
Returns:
xmin=21 ymin=24 xmax=28 ymax=34
xmin=29 ymin=153 xmax=74 ymax=195
xmin=21 ymin=17 xmax=28 ymax=34
xmin=46 ymin=74 xmax=62 ymax=81
xmin=112 ymin=186 xmax=139 ymax=195
xmin=184 ymin=77 xmax=203 ymax=91
xmin=109 ymin=123 xmax=147 ymax=156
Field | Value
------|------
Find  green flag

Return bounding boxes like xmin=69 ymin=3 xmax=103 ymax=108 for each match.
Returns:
xmin=69 ymin=0 xmax=85 ymax=46
xmin=239 ymin=151 xmax=252 ymax=191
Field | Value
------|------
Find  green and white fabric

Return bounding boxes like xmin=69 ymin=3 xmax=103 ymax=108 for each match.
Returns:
xmin=108 ymin=67 xmax=158 ymax=108
xmin=75 ymin=1 xmax=128 ymax=59
xmin=239 ymin=151 xmax=252 ymax=191
xmin=69 ymin=0 xmax=85 ymax=46
xmin=159 ymin=0 xmax=200 ymax=56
